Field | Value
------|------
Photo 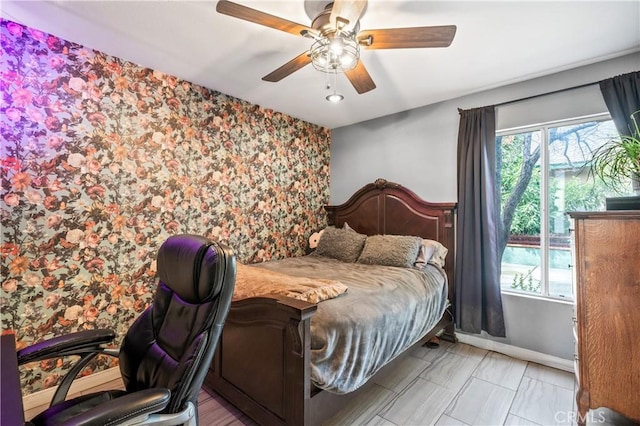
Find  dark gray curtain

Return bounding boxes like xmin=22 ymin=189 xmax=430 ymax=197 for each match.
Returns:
xmin=455 ymin=106 xmax=505 ymax=337
xmin=599 ymin=71 xmax=640 ymax=135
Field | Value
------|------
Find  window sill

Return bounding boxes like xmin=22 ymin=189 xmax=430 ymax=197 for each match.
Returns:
xmin=500 ymin=289 xmax=574 ymax=305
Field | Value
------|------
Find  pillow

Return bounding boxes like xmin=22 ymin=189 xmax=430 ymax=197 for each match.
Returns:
xmin=414 ymin=239 xmax=448 ymax=269
xmin=357 ymin=234 xmax=422 ymax=268
xmin=315 ymin=226 xmax=366 ymax=263
xmin=307 ymin=223 xmax=355 ymax=254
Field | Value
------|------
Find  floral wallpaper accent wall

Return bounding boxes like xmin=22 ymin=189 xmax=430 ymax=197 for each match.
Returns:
xmin=0 ymin=19 xmax=330 ymax=395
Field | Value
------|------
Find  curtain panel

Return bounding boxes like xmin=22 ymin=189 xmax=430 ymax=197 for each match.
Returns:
xmin=599 ymin=71 xmax=640 ymax=135
xmin=455 ymin=106 xmax=506 ymax=337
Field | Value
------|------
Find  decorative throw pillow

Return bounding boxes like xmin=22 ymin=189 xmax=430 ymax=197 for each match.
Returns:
xmin=357 ymin=234 xmax=422 ymax=268
xmin=315 ymin=226 xmax=367 ymax=263
xmin=414 ymin=239 xmax=448 ymax=268
xmin=414 ymin=240 xmax=437 ymax=268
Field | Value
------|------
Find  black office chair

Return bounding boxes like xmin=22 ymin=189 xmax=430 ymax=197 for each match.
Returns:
xmin=18 ymin=234 xmax=236 ymax=426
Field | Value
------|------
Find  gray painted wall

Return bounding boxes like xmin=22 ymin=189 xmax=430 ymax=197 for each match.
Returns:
xmin=331 ymin=53 xmax=639 ymax=204
xmin=330 ymin=53 xmax=639 ymax=360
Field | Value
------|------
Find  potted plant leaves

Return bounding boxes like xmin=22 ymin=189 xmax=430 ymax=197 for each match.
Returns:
xmin=590 ymin=110 xmax=640 ymax=209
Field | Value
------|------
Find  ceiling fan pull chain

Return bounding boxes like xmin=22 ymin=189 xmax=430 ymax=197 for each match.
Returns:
xmin=326 ymin=68 xmax=344 ymax=103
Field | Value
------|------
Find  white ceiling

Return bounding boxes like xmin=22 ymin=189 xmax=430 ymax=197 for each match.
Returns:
xmin=2 ymin=1 xmax=639 ymax=129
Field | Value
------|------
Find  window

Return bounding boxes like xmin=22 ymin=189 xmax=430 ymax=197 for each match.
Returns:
xmin=497 ymin=114 xmax=632 ymax=300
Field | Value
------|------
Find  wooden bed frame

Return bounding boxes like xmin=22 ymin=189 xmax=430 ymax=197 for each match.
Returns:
xmin=203 ymin=179 xmax=457 ymax=426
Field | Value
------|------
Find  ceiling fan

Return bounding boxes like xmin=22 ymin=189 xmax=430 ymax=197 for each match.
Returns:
xmin=216 ymin=0 xmax=456 ymax=95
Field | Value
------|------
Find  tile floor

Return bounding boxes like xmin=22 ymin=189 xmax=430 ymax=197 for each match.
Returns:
xmin=24 ymin=342 xmax=638 ymax=425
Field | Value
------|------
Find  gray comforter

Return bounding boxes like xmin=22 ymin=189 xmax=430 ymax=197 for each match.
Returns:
xmin=254 ymin=254 xmax=448 ymax=394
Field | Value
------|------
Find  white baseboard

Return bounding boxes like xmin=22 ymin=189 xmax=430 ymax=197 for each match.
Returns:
xmin=456 ymin=333 xmax=574 ymax=373
xmin=23 ymin=367 xmax=121 ymax=411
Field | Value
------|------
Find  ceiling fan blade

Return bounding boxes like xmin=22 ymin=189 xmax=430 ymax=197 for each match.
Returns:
xmin=330 ymin=0 xmax=367 ymax=33
xmin=216 ymin=0 xmax=313 ymax=37
xmin=345 ymin=60 xmax=376 ymax=94
xmin=359 ymin=26 xmax=457 ymax=49
xmin=262 ymin=52 xmax=312 ymax=82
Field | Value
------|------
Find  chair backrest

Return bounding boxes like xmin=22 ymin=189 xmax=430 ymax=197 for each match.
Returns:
xmin=118 ymin=234 xmax=236 ymax=413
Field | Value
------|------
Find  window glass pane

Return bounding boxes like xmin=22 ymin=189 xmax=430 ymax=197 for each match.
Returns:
xmin=547 ymin=120 xmax=623 ymax=298
xmin=498 ymin=117 xmax=631 ymax=300
xmin=498 ymin=131 xmax=542 ymax=294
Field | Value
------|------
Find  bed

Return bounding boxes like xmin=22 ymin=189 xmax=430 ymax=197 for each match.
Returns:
xmin=203 ymin=179 xmax=457 ymax=425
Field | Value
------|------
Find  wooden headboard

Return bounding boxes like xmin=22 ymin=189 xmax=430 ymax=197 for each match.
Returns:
xmin=325 ymin=179 xmax=457 ymax=303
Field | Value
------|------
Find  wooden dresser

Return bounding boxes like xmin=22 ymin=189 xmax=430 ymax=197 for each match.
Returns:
xmin=569 ymin=211 xmax=640 ymax=426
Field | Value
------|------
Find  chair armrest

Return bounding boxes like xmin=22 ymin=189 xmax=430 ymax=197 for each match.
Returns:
xmin=61 ymin=388 xmax=171 ymax=426
xmin=17 ymin=329 xmax=116 ymax=365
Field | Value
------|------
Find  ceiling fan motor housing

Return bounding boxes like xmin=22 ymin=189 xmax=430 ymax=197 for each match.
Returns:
xmin=312 ymin=3 xmax=360 ymax=37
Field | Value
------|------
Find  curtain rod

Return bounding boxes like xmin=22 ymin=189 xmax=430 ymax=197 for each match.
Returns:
xmin=494 ymin=80 xmax=600 ymax=108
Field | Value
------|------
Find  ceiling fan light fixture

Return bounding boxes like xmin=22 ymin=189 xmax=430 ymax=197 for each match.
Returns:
xmin=325 ymin=67 xmax=344 ymax=103
xmin=310 ymin=33 xmax=359 ymax=73
xmin=330 ymin=39 xmax=344 ymax=55
xmin=326 ymin=93 xmax=344 ymax=103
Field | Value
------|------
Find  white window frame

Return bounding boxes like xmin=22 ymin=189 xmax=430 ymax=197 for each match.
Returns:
xmin=497 ymin=112 xmax=612 ymax=301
